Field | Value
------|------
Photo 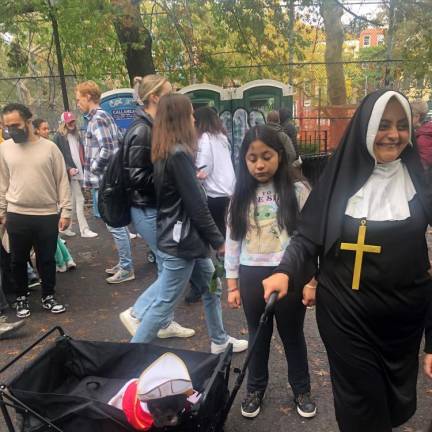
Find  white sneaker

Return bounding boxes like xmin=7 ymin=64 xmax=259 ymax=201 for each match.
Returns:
xmin=119 ymin=308 xmax=140 ymax=336
xmin=60 ymin=229 xmax=76 ymax=237
xmin=66 ymin=259 xmax=77 ymax=270
xmin=106 ymin=269 xmax=135 ymax=284
xmin=56 ymin=264 xmax=67 ymax=273
xmin=157 ymin=321 xmax=195 ymax=339
xmin=211 ymin=335 xmax=248 ymax=354
xmin=81 ymin=228 xmax=98 ymax=238
xmin=105 ymin=264 xmax=121 ymax=275
xmin=129 ymin=232 xmax=137 ymax=239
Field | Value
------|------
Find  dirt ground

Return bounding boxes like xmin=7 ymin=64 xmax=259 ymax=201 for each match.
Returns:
xmin=1 ymin=217 xmax=431 ymax=431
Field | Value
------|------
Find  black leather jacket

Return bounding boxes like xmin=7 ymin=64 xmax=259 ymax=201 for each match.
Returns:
xmin=123 ymin=108 xmax=156 ymax=208
xmin=154 ymin=146 xmax=224 ymax=259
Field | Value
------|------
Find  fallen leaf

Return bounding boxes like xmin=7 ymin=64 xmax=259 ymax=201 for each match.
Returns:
xmin=313 ymin=369 xmax=329 ymax=376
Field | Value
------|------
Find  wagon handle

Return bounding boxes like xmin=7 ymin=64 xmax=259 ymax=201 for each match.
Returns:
xmin=218 ymin=292 xmax=278 ymax=429
xmin=264 ymin=291 xmax=278 ymax=317
xmin=0 ymin=326 xmax=66 ymax=375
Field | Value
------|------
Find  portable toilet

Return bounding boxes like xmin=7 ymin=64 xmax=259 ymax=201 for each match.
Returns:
xmin=231 ymin=79 xmax=294 ymax=117
xmin=100 ymin=88 xmax=137 ymax=133
xmin=178 ymin=84 xmax=231 ymax=112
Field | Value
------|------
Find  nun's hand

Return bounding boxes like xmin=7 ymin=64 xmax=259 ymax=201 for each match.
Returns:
xmin=302 ymin=279 xmax=317 ymax=307
xmin=424 ymin=354 xmax=432 ymax=379
xmin=262 ymin=272 xmax=289 ymax=302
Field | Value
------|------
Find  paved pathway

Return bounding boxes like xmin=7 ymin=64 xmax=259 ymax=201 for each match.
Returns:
xmin=1 ymin=218 xmax=431 ymax=431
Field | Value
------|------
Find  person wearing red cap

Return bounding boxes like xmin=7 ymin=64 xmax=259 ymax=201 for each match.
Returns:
xmin=53 ymin=112 xmax=98 ymax=238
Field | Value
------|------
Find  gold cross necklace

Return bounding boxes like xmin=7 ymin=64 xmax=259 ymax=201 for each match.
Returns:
xmin=340 ymin=219 xmax=382 ymax=290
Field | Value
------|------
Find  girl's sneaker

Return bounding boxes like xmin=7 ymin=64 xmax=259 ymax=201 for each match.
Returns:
xmin=56 ymin=264 xmax=67 ymax=273
xmin=294 ymin=392 xmax=317 ymax=418
xmin=66 ymin=259 xmax=77 ymax=270
xmin=241 ymin=391 xmax=264 ymax=418
xmin=16 ymin=296 xmax=31 ymax=318
xmin=41 ymin=295 xmax=66 ymax=314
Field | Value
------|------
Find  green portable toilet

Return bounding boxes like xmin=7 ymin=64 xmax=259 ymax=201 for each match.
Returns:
xmin=231 ymin=79 xmax=294 ymax=117
xmin=179 ymin=80 xmax=294 ymax=170
xmin=178 ymin=84 xmax=231 ymax=112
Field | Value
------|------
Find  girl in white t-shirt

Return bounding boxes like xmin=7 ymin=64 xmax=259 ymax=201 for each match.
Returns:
xmin=225 ymin=125 xmax=316 ymax=420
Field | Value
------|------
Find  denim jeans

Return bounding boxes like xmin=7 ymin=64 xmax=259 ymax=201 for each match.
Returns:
xmin=192 ymin=258 xmax=228 ymax=346
xmin=131 ymin=252 xmax=228 ymax=345
xmin=92 ymin=189 xmax=101 ymax=218
xmin=27 ymin=262 xmax=38 ymax=280
xmin=130 ymin=207 xmax=161 ymax=273
xmin=105 ymin=225 xmax=133 ymax=271
xmin=130 ymin=206 xmax=167 ymax=324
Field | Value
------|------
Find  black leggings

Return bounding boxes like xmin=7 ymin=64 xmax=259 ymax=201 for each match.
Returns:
xmin=6 ymin=213 xmax=58 ymax=298
xmin=239 ymin=265 xmax=311 ymax=396
xmin=207 ymin=196 xmax=230 ymax=238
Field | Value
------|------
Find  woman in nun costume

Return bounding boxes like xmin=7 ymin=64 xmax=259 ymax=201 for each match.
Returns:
xmin=262 ymin=89 xmax=432 ymax=432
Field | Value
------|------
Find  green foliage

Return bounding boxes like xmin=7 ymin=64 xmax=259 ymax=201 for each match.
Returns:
xmin=0 ymin=0 xmax=430 ymax=108
xmin=391 ymin=1 xmax=432 ymax=86
xmin=0 ymin=0 xmax=317 ymax=87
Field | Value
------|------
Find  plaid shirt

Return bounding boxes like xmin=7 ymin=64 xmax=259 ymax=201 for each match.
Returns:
xmin=83 ymin=107 xmax=120 ymax=189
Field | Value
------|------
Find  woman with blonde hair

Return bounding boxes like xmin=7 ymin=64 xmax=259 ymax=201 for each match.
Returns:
xmin=120 ymin=75 xmax=196 ymax=340
xmin=53 ymin=112 xmax=97 ymax=238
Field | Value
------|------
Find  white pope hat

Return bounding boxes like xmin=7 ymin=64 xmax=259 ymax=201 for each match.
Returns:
xmin=137 ymin=352 xmax=193 ymax=401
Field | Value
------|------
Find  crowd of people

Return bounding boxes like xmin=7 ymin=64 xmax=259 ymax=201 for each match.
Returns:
xmin=0 ymin=79 xmax=431 ymax=431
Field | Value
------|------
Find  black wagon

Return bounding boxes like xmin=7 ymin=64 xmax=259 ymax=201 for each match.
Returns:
xmin=0 ymin=293 xmax=277 ymax=432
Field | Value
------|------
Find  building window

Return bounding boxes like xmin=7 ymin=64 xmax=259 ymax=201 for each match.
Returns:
xmin=363 ymin=35 xmax=371 ymax=47
xmin=377 ymin=34 xmax=384 ymax=45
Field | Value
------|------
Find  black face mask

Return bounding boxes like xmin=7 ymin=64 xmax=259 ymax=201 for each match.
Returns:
xmin=3 ymin=126 xmax=29 ymax=143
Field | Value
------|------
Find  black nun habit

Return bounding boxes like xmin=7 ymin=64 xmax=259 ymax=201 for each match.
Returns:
xmin=277 ymin=89 xmax=432 ymax=432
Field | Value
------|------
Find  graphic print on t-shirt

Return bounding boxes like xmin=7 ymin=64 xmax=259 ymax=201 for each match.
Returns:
xmin=245 ymin=184 xmax=287 ymax=255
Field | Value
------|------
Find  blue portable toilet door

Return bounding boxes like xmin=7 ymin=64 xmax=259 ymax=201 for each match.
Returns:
xmin=100 ymin=89 xmax=137 ymax=134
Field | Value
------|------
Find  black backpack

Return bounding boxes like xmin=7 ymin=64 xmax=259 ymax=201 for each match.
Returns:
xmin=98 ymin=140 xmax=131 ymax=228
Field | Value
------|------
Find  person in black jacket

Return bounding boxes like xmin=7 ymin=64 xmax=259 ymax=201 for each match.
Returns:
xmin=120 ymin=75 xmax=195 ymax=340
xmin=130 ymin=93 xmax=248 ymax=354
xmin=279 ymin=107 xmax=299 ymax=157
xmin=53 ymin=112 xmax=98 ymax=238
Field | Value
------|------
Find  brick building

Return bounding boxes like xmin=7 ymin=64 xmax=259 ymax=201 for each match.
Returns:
xmin=359 ymin=28 xmax=385 ymax=48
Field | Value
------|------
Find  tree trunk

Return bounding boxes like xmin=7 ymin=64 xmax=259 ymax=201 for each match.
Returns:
xmin=384 ymin=0 xmax=397 ymax=86
xmin=111 ymin=0 xmax=155 ymax=85
xmin=320 ymin=0 xmax=347 ymax=105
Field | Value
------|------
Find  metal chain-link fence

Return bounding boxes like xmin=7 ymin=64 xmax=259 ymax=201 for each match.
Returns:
xmin=0 ymin=75 xmax=79 ymax=134
xmin=0 ymin=60 xmax=429 ymax=145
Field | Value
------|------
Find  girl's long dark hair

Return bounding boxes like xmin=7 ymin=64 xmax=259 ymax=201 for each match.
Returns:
xmin=228 ymin=125 xmax=300 ymax=241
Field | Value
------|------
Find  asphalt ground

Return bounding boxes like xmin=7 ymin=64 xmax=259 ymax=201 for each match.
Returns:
xmin=1 ymin=216 xmax=432 ymax=432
